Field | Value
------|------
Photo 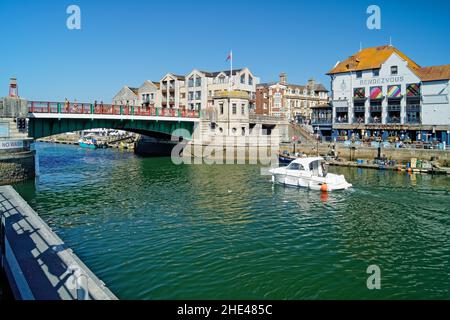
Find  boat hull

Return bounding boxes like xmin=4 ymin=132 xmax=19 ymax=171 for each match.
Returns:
xmin=272 ymin=174 xmax=352 ymax=191
xmin=79 ymin=142 xmax=97 ymax=149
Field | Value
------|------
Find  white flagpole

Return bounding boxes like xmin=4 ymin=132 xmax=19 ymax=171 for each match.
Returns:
xmin=230 ymin=50 xmax=233 ymax=91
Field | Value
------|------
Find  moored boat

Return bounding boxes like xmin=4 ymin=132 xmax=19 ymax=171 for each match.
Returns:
xmin=269 ymin=157 xmax=352 ymax=191
xmin=78 ymin=137 xmax=97 ymax=149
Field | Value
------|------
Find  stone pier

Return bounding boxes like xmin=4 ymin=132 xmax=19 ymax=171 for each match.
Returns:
xmin=1 ymin=96 xmax=36 ymax=185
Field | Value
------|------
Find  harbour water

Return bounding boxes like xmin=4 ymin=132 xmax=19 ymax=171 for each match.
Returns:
xmin=12 ymin=142 xmax=450 ymax=299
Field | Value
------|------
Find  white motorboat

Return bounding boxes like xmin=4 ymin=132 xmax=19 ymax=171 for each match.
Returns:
xmin=269 ymin=157 xmax=352 ymax=191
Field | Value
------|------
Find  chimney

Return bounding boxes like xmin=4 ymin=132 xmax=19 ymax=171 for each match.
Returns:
xmin=279 ymin=73 xmax=287 ymax=85
xmin=307 ymin=78 xmax=315 ymax=88
xmin=9 ymin=77 xmax=19 ymax=97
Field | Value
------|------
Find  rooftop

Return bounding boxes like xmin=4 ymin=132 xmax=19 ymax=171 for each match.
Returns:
xmin=416 ymin=64 xmax=450 ymax=82
xmin=327 ymin=45 xmax=421 ymax=75
xmin=327 ymin=45 xmax=450 ymax=82
xmin=199 ymin=69 xmax=244 ymax=77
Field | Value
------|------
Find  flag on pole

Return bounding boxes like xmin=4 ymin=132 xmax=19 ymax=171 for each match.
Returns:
xmin=226 ymin=51 xmax=232 ymax=62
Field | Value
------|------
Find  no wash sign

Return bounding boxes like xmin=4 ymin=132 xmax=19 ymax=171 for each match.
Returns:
xmin=0 ymin=140 xmax=24 ymax=150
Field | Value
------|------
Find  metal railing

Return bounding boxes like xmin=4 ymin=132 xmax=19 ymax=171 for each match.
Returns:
xmin=405 ymin=116 xmax=421 ymax=124
xmin=311 ymin=118 xmax=332 ymax=125
xmin=386 ymin=116 xmax=401 ymax=124
xmin=334 ymin=117 xmax=349 ymax=124
xmin=28 ymin=101 xmax=200 ymax=118
xmin=368 ymin=116 xmax=382 ymax=124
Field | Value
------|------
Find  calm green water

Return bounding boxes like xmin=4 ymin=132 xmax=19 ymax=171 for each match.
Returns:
xmin=13 ymin=143 xmax=450 ymax=299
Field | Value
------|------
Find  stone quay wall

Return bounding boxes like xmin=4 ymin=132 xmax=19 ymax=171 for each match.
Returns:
xmin=283 ymin=143 xmax=450 ymax=166
xmin=0 ymin=151 xmax=36 ymax=185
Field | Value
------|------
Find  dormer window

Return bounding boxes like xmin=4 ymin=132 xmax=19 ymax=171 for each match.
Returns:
xmin=356 ymin=71 xmax=362 ymax=78
xmin=248 ymin=76 xmax=253 ymax=86
xmin=240 ymin=74 xmax=245 ymax=84
xmin=391 ymin=66 xmax=398 ymax=75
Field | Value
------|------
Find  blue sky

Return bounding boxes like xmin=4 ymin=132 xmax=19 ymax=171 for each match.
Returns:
xmin=0 ymin=0 xmax=449 ymax=102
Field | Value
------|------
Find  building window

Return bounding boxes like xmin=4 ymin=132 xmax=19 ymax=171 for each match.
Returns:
xmin=188 ymin=77 xmax=194 ymax=87
xmin=241 ymin=104 xmax=245 ymax=115
xmin=391 ymin=66 xmax=398 ymax=75
xmin=373 ymin=69 xmax=380 ymax=77
xmin=240 ymin=74 xmax=245 ymax=84
xmin=241 ymin=127 xmax=246 ymax=136
xmin=218 ymin=76 xmax=226 ymax=84
xmin=219 ymin=103 xmax=224 ymax=115
xmin=195 ymin=77 xmax=201 ymax=87
xmin=195 ymin=91 xmax=201 ymax=100
xmin=248 ymin=76 xmax=253 ymax=86
xmin=263 ymin=103 xmax=267 ymax=110
xmin=356 ymin=71 xmax=362 ymax=78
xmin=232 ymin=104 xmax=237 ymax=115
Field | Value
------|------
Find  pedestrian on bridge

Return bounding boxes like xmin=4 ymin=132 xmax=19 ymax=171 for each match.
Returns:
xmin=65 ymin=98 xmax=70 ymax=113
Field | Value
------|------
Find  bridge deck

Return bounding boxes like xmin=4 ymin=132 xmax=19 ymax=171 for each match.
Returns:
xmin=28 ymin=101 xmax=200 ymax=122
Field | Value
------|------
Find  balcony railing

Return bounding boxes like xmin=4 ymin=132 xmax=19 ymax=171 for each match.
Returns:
xmin=387 ymin=105 xmax=401 ymax=112
xmin=368 ymin=116 xmax=382 ymax=124
xmin=406 ymin=104 xmax=421 ymax=112
xmin=311 ymin=118 xmax=332 ymax=125
xmin=334 ymin=117 xmax=349 ymax=124
xmin=405 ymin=116 xmax=421 ymax=124
xmin=386 ymin=116 xmax=401 ymax=124
xmin=353 ymin=117 xmax=366 ymax=124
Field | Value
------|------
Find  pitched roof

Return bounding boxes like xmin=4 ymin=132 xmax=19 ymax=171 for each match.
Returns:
xmin=128 ymin=87 xmax=139 ymax=95
xmin=171 ymin=74 xmax=185 ymax=80
xmin=199 ymin=69 xmax=243 ymax=77
xmin=327 ymin=45 xmax=421 ymax=75
xmin=416 ymin=65 xmax=450 ymax=82
xmin=313 ymin=83 xmax=328 ymax=92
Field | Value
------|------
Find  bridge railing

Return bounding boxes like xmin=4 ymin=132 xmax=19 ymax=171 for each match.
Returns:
xmin=28 ymin=101 xmax=200 ymax=118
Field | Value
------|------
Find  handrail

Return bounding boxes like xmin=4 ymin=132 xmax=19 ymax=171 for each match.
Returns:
xmin=27 ymin=101 xmax=200 ymax=118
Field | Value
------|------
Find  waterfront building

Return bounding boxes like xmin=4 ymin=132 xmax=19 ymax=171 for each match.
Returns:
xmin=159 ymin=73 xmax=186 ymax=110
xmin=183 ymin=68 xmax=259 ymax=112
xmin=255 ymin=73 xmax=329 ymax=121
xmin=112 ymin=86 xmax=139 ymax=106
xmin=137 ymin=80 xmax=160 ymax=107
xmin=327 ymin=45 xmax=450 ymax=144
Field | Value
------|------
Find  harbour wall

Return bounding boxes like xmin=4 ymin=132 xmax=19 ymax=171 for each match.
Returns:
xmin=0 ymin=150 xmax=35 ymax=185
xmin=284 ymin=143 xmax=450 ymax=165
xmin=0 ymin=185 xmax=117 ymax=300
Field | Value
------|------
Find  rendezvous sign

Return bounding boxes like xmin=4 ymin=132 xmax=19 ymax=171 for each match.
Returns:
xmin=0 ymin=140 xmax=24 ymax=150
